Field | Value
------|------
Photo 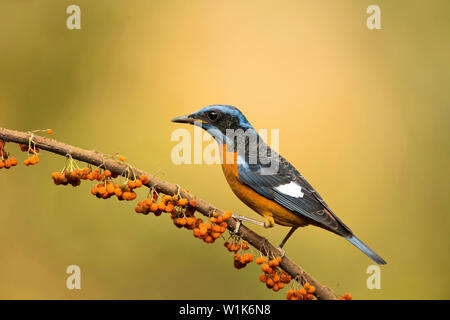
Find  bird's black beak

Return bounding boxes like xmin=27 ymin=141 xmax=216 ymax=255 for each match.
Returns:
xmin=171 ymin=114 xmax=196 ymax=124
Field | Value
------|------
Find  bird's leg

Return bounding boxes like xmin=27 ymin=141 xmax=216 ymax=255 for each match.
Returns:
xmin=231 ymin=214 xmax=265 ymax=227
xmin=276 ymin=226 xmax=298 ymax=257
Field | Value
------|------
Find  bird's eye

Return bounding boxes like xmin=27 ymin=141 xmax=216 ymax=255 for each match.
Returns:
xmin=207 ymin=111 xmax=219 ymax=121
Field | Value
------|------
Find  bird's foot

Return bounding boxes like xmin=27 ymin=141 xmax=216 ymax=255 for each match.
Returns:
xmin=263 ymin=216 xmax=275 ymax=228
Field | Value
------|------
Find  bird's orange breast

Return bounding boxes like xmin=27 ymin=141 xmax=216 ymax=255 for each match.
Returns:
xmin=220 ymin=144 xmax=309 ymax=227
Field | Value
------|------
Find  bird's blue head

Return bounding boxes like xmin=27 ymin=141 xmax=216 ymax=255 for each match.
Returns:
xmin=172 ymin=105 xmax=254 ymax=135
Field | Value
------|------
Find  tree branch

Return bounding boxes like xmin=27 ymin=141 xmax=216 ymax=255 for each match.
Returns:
xmin=0 ymin=127 xmax=337 ymax=300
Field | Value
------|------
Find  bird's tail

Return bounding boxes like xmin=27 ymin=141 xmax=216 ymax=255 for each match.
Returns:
xmin=345 ymin=235 xmax=387 ymax=265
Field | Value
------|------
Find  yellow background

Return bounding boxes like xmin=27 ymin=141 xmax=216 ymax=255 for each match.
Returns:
xmin=0 ymin=0 xmax=448 ymax=299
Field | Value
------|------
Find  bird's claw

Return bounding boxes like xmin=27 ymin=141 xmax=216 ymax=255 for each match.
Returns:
xmin=263 ymin=216 xmax=275 ymax=228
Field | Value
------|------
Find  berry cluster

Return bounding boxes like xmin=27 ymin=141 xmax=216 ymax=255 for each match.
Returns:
xmin=24 ymin=155 xmax=40 ymax=166
xmin=257 ymin=257 xmax=291 ymax=292
xmin=51 ymin=167 xmax=91 ymax=186
xmin=340 ymin=293 xmax=352 ymax=300
xmin=92 ymin=174 xmax=148 ymax=201
xmin=0 ymin=157 xmax=18 ymax=169
xmin=19 ymin=143 xmax=40 ymax=166
xmin=224 ymin=238 xmax=254 ymax=269
xmin=49 ymin=156 xmax=147 ymax=202
xmin=134 ymin=193 xmax=200 ymax=229
xmin=286 ymin=282 xmax=316 ymax=300
xmin=233 ymin=252 xmax=254 ymax=269
xmin=19 ymin=144 xmax=39 ymax=154
xmin=135 ymin=194 xmax=180 ymax=216
xmin=192 ymin=210 xmax=230 ymax=243
xmin=92 ymin=182 xmax=137 ymax=200
xmin=0 ymin=140 xmax=18 ymax=169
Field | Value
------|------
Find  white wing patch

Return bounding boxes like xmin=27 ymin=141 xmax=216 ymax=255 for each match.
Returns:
xmin=275 ymin=182 xmax=304 ymax=198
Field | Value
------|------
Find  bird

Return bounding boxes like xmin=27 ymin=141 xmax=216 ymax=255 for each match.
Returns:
xmin=172 ymin=105 xmax=386 ymax=265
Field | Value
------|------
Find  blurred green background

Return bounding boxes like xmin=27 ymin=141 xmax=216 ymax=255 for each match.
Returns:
xmin=0 ymin=0 xmax=448 ymax=299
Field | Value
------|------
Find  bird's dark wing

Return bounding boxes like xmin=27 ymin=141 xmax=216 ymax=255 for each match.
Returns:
xmin=237 ymin=156 xmax=352 ymax=236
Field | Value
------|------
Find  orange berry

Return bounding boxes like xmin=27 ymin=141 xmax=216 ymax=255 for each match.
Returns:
xmin=10 ymin=158 xmax=17 ymax=166
xmin=104 ymin=170 xmax=112 ymax=177
xmin=19 ymin=144 xmax=28 ymax=152
xmin=189 ymin=200 xmax=197 ymax=207
xmin=340 ymin=293 xmax=352 ymax=300
xmin=222 ymin=211 xmax=232 ymax=220
xmin=209 ymin=217 xmax=217 ymax=224
xmin=212 ymin=232 xmax=221 ymax=239
xmin=193 ymin=228 xmax=201 ymax=238
xmin=268 ymin=259 xmax=279 ymax=267
xmin=259 ymin=274 xmax=267 ymax=283
xmin=199 ymin=227 xmax=207 ymax=236
xmin=262 ymin=263 xmax=271 ymax=273
xmin=119 ymin=156 xmax=126 ymax=162
xmin=106 ymin=183 xmax=115 ymax=194
xmin=272 ymin=273 xmax=280 ymax=283
xmin=98 ymin=186 xmax=106 ymax=194
xmin=91 ymin=187 xmax=97 ymax=195
xmin=114 ymin=188 xmax=123 ymax=197
xmin=134 ymin=179 xmax=142 ymax=188
xmin=47 ymin=129 xmax=53 ymax=134
xmin=140 ymin=174 xmax=149 ymax=184
xmin=128 ymin=181 xmax=135 ymax=189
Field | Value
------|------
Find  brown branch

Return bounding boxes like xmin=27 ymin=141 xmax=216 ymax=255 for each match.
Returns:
xmin=0 ymin=126 xmax=338 ymax=300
